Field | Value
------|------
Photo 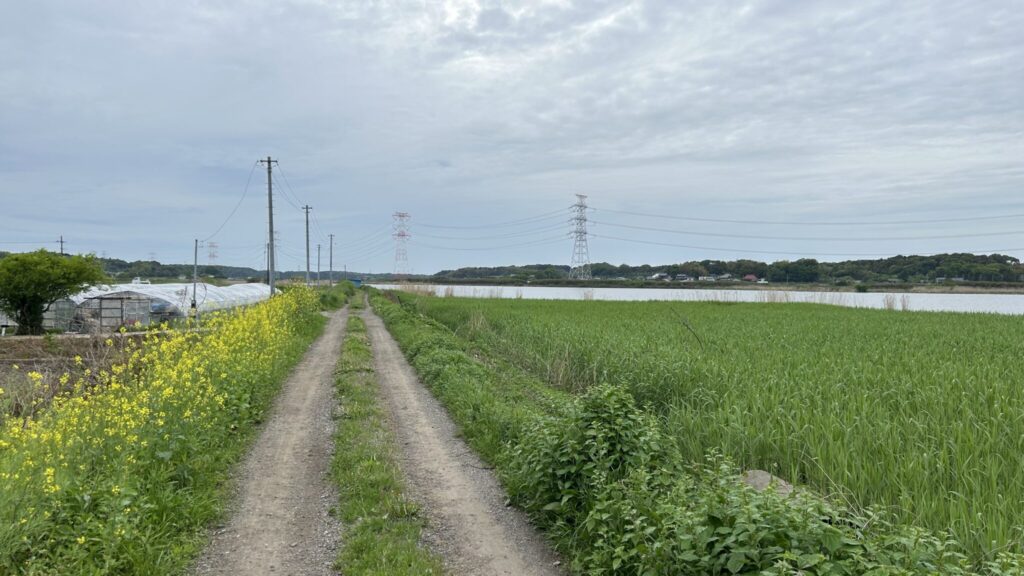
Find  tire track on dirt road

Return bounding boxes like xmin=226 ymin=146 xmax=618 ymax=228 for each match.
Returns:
xmin=194 ymin=308 xmax=347 ymax=576
xmin=362 ymin=307 xmax=564 ymax=576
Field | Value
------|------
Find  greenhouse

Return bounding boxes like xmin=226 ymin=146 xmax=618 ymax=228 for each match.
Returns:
xmin=66 ymin=283 xmax=274 ymax=332
xmin=0 ymin=282 xmax=274 ymax=334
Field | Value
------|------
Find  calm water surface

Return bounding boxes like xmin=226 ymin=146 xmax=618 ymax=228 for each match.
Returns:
xmin=371 ymin=284 xmax=1024 ymax=315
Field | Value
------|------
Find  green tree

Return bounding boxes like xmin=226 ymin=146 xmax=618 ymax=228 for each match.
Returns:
xmin=0 ymin=250 xmax=106 ymax=335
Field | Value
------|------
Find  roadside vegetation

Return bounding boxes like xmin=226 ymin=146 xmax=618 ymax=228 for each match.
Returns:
xmin=0 ymin=288 xmax=323 ymax=574
xmin=372 ymin=290 xmax=1024 ymax=574
xmin=319 ymin=280 xmax=356 ymax=310
xmin=331 ymin=296 xmax=444 ymax=574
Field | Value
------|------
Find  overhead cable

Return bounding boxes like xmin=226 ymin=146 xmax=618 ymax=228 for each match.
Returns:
xmin=417 ymin=222 xmax=568 ymax=241
xmin=589 ymin=232 xmax=1024 ymax=258
xmin=417 ymin=207 xmax=570 ymax=230
xmin=412 ymin=234 xmax=569 ymax=252
xmin=204 ymin=161 xmax=259 ymax=241
xmin=590 ymin=220 xmax=1024 ymax=242
xmin=594 ymin=207 xmax=1024 ymax=227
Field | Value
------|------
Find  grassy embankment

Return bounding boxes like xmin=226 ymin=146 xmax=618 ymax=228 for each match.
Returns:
xmin=0 ymin=288 xmax=324 ymax=574
xmin=330 ymin=294 xmax=444 ymax=574
xmin=372 ymin=290 xmax=1024 ymax=574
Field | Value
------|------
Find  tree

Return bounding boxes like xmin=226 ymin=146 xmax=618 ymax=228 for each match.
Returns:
xmin=0 ymin=250 xmax=106 ymax=335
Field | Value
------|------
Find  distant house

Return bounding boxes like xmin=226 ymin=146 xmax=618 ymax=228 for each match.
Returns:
xmin=742 ymin=274 xmax=759 ymax=282
xmin=675 ymin=274 xmax=693 ymax=282
xmin=717 ymin=273 xmax=733 ymax=280
xmin=648 ymin=273 xmax=670 ymax=281
xmin=698 ymin=275 xmax=716 ymax=282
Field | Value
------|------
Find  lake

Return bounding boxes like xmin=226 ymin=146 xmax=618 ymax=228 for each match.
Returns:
xmin=371 ymin=284 xmax=1024 ymax=315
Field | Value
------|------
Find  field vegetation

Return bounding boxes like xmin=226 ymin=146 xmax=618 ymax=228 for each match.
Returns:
xmin=375 ymin=290 xmax=1024 ymax=574
xmin=0 ymin=288 xmax=323 ymax=574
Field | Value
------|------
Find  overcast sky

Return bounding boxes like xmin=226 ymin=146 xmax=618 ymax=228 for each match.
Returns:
xmin=1 ymin=1 xmax=1022 ymax=274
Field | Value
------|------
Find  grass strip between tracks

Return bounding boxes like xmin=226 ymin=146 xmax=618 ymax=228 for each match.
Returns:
xmin=331 ymin=296 xmax=445 ymax=575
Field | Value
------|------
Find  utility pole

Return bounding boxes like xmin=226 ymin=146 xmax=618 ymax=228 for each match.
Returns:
xmin=258 ymin=157 xmax=278 ymax=294
xmin=569 ymin=194 xmax=592 ymax=280
xmin=317 ymin=243 xmax=321 ymax=286
xmin=303 ymin=205 xmax=312 ymax=286
xmin=58 ymin=235 xmax=65 ymax=255
xmin=192 ymin=238 xmax=199 ymax=321
xmin=328 ymin=233 xmax=335 ymax=286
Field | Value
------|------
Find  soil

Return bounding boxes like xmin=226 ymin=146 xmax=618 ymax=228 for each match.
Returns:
xmin=193 ymin=308 xmax=347 ymax=576
xmin=362 ymin=307 xmax=564 ymax=576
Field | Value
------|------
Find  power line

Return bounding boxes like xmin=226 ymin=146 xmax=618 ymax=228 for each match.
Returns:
xmin=589 ymin=232 xmax=1024 ymax=258
xmin=589 ymin=219 xmax=1024 ymax=242
xmin=417 ymin=208 xmax=570 ymax=230
xmin=270 ymin=173 xmax=302 ymax=211
xmin=204 ymin=160 xmax=259 ymax=241
xmin=334 ymin=224 xmax=394 ymax=248
xmin=310 ymin=209 xmax=329 ymax=242
xmin=274 ymin=164 xmax=307 ymax=213
xmin=412 ymin=234 xmax=568 ymax=252
xmin=416 ymin=222 xmax=568 ymax=241
xmin=345 ymin=241 xmax=395 ymax=264
xmin=593 ymin=207 xmax=1024 ymax=227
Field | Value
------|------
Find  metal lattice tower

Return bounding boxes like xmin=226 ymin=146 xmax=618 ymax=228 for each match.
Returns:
xmin=393 ymin=212 xmax=411 ymax=279
xmin=569 ymin=194 xmax=592 ymax=280
xmin=206 ymin=241 xmax=218 ymax=264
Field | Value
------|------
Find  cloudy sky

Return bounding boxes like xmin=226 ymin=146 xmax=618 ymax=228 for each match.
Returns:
xmin=1 ymin=1 xmax=1022 ymax=273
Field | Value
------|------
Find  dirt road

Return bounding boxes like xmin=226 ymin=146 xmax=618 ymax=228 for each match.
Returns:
xmin=362 ymin=308 xmax=564 ymax=576
xmin=194 ymin=308 xmax=347 ymax=576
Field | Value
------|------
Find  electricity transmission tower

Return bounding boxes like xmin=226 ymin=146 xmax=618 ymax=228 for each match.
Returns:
xmin=569 ymin=194 xmax=592 ymax=280
xmin=393 ymin=212 xmax=411 ymax=280
xmin=206 ymin=241 xmax=218 ymax=265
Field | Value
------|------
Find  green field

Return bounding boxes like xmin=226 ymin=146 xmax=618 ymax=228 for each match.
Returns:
xmin=400 ymin=295 xmax=1024 ymax=561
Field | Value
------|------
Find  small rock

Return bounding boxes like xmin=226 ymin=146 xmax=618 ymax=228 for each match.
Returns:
xmin=741 ymin=470 xmax=793 ymax=496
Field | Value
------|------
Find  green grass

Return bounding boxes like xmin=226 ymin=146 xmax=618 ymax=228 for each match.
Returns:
xmin=374 ymin=291 xmax=1024 ymax=573
xmin=319 ymin=281 xmax=357 ymax=310
xmin=331 ymin=312 xmax=444 ymax=575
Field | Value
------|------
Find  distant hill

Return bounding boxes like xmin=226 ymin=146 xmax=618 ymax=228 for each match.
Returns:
xmin=3 ymin=251 xmax=1020 ymax=285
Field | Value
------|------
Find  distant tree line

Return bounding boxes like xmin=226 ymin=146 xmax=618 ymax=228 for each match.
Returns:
xmin=432 ymin=253 xmax=1024 ymax=284
xmin=0 ymin=252 xmax=320 ymax=282
xmin=3 ymin=250 xmax=1020 ymax=285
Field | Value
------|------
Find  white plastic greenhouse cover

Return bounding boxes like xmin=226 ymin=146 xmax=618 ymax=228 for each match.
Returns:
xmin=69 ymin=283 xmax=274 ymax=314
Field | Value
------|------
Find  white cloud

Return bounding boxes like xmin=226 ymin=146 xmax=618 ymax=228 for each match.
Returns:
xmin=1 ymin=0 xmax=1021 ymax=271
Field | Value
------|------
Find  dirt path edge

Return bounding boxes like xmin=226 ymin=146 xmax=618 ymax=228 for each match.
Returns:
xmin=193 ymin=308 xmax=347 ymax=576
xmin=362 ymin=306 xmax=564 ymax=576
